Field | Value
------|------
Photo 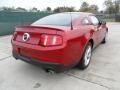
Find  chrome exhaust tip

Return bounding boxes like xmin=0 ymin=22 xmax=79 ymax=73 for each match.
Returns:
xmin=46 ymin=69 xmax=55 ymax=74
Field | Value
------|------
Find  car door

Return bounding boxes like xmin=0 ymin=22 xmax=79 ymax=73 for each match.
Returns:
xmin=89 ymin=15 xmax=102 ymax=45
xmin=81 ymin=17 xmax=91 ymax=31
xmin=80 ymin=17 xmax=98 ymax=48
xmin=99 ymin=21 xmax=107 ymax=42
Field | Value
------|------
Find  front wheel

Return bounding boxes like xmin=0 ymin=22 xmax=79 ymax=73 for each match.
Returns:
xmin=77 ymin=42 xmax=92 ymax=69
xmin=102 ymin=29 xmax=108 ymax=44
xmin=101 ymin=34 xmax=107 ymax=44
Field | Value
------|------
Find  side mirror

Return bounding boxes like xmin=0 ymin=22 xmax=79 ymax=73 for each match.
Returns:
xmin=98 ymin=21 xmax=102 ymax=25
xmin=98 ymin=21 xmax=106 ymax=26
xmin=102 ymin=21 xmax=106 ymax=25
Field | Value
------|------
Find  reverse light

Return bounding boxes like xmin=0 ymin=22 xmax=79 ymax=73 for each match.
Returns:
xmin=40 ymin=34 xmax=63 ymax=46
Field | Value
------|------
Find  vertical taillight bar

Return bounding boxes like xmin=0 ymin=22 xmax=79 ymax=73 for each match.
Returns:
xmin=40 ymin=34 xmax=63 ymax=46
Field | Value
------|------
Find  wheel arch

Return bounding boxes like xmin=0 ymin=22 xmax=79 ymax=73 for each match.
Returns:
xmin=89 ymin=39 xmax=94 ymax=48
xmin=77 ymin=38 xmax=94 ymax=69
xmin=79 ymin=38 xmax=94 ymax=61
xmin=106 ymin=27 xmax=108 ymax=32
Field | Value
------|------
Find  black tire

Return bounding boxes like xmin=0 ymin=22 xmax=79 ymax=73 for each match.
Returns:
xmin=101 ymin=37 xmax=106 ymax=44
xmin=102 ymin=29 xmax=108 ymax=44
xmin=77 ymin=42 xmax=92 ymax=70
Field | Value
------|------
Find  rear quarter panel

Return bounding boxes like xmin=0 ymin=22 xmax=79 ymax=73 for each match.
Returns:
xmin=65 ymin=26 xmax=94 ymax=65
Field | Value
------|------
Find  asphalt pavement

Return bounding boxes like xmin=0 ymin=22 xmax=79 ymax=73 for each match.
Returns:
xmin=0 ymin=23 xmax=120 ymax=90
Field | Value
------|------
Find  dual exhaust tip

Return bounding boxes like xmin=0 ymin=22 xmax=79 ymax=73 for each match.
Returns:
xmin=45 ymin=69 xmax=55 ymax=74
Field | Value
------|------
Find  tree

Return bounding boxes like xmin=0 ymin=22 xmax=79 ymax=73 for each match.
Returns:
xmin=104 ymin=0 xmax=120 ymax=14
xmin=68 ymin=7 xmax=75 ymax=12
xmin=89 ymin=5 xmax=99 ymax=13
xmin=114 ymin=0 xmax=120 ymax=14
xmin=104 ymin=0 xmax=116 ymax=14
xmin=79 ymin=2 xmax=99 ymax=13
xmin=29 ymin=7 xmax=38 ymax=12
xmin=104 ymin=0 xmax=113 ymax=7
xmin=79 ymin=2 xmax=89 ymax=12
xmin=53 ymin=7 xmax=75 ymax=13
xmin=1 ymin=7 xmax=15 ymax=12
xmin=53 ymin=7 xmax=60 ymax=12
xmin=16 ymin=7 xmax=27 ymax=12
xmin=46 ymin=7 xmax=51 ymax=12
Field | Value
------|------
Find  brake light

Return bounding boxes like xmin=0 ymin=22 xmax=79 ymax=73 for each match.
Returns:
xmin=13 ymin=32 xmax=17 ymax=40
xmin=40 ymin=34 xmax=63 ymax=46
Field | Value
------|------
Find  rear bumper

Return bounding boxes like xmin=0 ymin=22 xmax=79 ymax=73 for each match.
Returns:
xmin=13 ymin=52 xmax=65 ymax=73
xmin=11 ymin=40 xmax=82 ymax=72
xmin=12 ymin=41 xmax=68 ymax=65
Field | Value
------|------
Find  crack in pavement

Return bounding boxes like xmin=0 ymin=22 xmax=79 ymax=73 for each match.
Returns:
xmin=0 ymin=54 xmax=114 ymax=90
xmin=0 ymin=55 xmax=12 ymax=61
xmin=64 ymin=72 xmax=112 ymax=90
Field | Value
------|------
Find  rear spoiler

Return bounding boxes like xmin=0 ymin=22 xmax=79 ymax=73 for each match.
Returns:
xmin=15 ymin=25 xmax=66 ymax=32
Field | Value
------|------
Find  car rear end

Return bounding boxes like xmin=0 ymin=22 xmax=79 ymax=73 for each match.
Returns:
xmin=12 ymin=13 xmax=83 ymax=73
xmin=11 ymin=26 xmax=72 ymax=72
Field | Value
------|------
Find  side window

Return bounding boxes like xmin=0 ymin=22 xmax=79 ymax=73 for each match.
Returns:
xmin=90 ymin=16 xmax=99 ymax=26
xmin=81 ymin=18 xmax=90 ymax=25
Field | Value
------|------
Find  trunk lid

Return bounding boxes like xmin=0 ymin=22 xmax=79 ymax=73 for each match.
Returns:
xmin=14 ymin=25 xmax=67 ymax=45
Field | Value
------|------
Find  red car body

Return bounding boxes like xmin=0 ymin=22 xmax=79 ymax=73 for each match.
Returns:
xmin=11 ymin=12 xmax=108 ymax=73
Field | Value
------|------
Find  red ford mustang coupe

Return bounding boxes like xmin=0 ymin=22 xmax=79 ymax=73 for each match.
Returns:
xmin=11 ymin=12 xmax=108 ymax=73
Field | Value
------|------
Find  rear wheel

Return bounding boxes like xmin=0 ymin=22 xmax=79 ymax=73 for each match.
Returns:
xmin=77 ymin=42 xmax=92 ymax=69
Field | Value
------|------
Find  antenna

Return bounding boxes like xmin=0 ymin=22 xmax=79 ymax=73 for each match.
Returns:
xmin=64 ymin=0 xmax=73 ymax=30
xmin=70 ymin=11 xmax=73 ymax=30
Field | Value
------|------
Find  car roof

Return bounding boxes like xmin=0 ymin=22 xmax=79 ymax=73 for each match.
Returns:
xmin=57 ymin=12 xmax=94 ymax=16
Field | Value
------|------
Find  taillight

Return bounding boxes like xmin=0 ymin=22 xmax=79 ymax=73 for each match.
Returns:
xmin=40 ymin=34 xmax=63 ymax=46
xmin=13 ymin=32 xmax=17 ymax=40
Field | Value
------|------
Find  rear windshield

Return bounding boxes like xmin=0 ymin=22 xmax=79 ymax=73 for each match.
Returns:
xmin=31 ymin=13 xmax=80 ymax=26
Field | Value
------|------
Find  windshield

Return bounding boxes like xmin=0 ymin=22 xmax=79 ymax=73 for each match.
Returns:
xmin=31 ymin=13 xmax=80 ymax=26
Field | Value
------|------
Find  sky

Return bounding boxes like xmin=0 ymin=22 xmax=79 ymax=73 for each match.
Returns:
xmin=0 ymin=0 xmax=106 ymax=11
